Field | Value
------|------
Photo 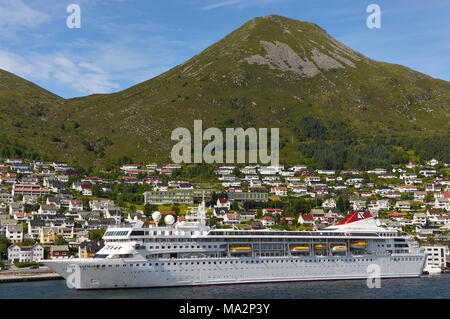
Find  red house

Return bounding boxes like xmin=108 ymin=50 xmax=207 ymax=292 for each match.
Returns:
xmin=50 ymin=245 xmax=69 ymax=259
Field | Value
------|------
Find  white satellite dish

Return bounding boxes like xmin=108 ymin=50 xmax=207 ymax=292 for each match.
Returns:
xmin=164 ymin=214 xmax=175 ymax=226
xmin=152 ymin=211 xmax=161 ymax=223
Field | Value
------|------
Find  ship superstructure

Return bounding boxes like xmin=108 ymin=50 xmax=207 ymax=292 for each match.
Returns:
xmin=44 ymin=201 xmax=426 ymax=289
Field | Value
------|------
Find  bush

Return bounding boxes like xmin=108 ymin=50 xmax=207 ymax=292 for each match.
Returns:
xmin=14 ymin=261 xmax=43 ymax=268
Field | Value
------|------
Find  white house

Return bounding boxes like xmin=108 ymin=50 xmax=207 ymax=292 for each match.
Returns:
xmin=6 ymin=224 xmax=23 ymax=243
xmin=105 ymin=208 xmax=123 ymax=224
xmin=8 ymin=243 xmax=44 ymax=264
xmin=262 ymin=208 xmax=283 ymax=215
xmin=434 ymin=198 xmax=450 ymax=212
xmin=223 ymin=213 xmax=241 ymax=225
xmin=89 ymin=199 xmax=114 ymax=212
xmin=239 ymin=211 xmax=257 ymax=220
xmin=419 ymin=168 xmax=437 ymax=177
xmin=69 ymin=200 xmax=83 ymax=211
xmin=37 ymin=204 xmax=57 ymax=216
xmin=215 ymin=198 xmax=231 ymax=210
xmin=395 ymin=201 xmax=411 ymax=211
xmin=376 ymin=199 xmax=390 ymax=211
xmin=322 ymin=198 xmax=336 ymax=209
xmin=297 ymin=213 xmax=314 ymax=225
xmin=261 ymin=216 xmax=275 ymax=227
xmin=413 ymin=213 xmax=427 ymax=226
xmin=423 ymin=246 xmax=448 ymax=270
xmin=272 ymin=187 xmax=288 ymax=196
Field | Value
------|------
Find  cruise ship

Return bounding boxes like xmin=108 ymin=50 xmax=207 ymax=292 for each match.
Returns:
xmin=44 ymin=200 xmax=427 ymax=289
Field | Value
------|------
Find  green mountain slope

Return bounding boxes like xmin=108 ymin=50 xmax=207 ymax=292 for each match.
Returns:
xmin=1 ymin=15 xmax=450 ymax=169
xmin=0 ymin=69 xmax=64 ymax=159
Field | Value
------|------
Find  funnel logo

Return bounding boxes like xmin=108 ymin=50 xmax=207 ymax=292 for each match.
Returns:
xmin=66 ymin=263 xmax=81 ymax=289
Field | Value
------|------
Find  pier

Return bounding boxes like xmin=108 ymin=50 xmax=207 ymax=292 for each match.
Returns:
xmin=0 ymin=268 xmax=63 ymax=283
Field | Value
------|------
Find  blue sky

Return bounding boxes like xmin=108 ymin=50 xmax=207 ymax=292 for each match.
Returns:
xmin=0 ymin=0 xmax=449 ymax=98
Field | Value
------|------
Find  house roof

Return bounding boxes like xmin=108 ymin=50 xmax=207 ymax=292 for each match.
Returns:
xmin=159 ymin=211 xmax=176 ymax=215
xmin=225 ymin=213 xmax=240 ymax=219
xmin=389 ymin=212 xmax=407 ymax=216
xmin=7 ymin=224 xmax=23 ymax=232
xmin=51 ymin=245 xmax=69 ymax=251
xmin=300 ymin=213 xmax=314 ymax=221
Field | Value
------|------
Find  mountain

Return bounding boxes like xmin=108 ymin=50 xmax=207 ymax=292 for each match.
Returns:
xmin=0 ymin=69 xmax=64 ymax=159
xmin=1 ymin=15 xmax=449 ymax=169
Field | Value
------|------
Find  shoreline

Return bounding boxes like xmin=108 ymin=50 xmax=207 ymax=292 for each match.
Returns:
xmin=0 ymin=268 xmax=63 ymax=283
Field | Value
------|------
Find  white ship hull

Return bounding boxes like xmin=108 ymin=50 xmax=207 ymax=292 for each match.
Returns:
xmin=423 ymin=267 xmax=442 ymax=275
xmin=44 ymin=253 xmax=426 ymax=290
xmin=44 ymin=205 xmax=427 ymax=290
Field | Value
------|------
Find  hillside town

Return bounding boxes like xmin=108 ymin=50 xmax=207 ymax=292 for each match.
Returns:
xmin=0 ymin=158 xmax=449 ymax=273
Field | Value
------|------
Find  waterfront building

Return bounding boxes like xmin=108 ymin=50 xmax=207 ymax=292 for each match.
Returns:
xmin=7 ymin=243 xmax=44 ymax=264
xmin=423 ymin=246 xmax=449 ymax=272
xmin=50 ymin=245 xmax=70 ymax=259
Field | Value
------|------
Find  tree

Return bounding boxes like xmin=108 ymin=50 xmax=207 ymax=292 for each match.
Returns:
xmin=0 ymin=235 xmax=11 ymax=261
xmin=336 ymin=196 xmax=350 ymax=213
xmin=92 ymin=184 xmax=102 ymax=197
xmin=143 ymin=203 xmax=157 ymax=218
xmin=232 ymin=167 xmax=243 ymax=178
xmin=89 ymin=229 xmax=106 ymax=243
xmin=171 ymin=205 xmax=180 ymax=215
xmin=55 ymin=236 xmax=68 ymax=246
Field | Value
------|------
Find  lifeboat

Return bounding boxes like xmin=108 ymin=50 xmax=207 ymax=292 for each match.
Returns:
xmin=229 ymin=245 xmax=252 ymax=252
xmin=350 ymin=241 xmax=368 ymax=248
xmin=314 ymin=243 xmax=328 ymax=249
xmin=290 ymin=245 xmax=310 ymax=251
xmin=331 ymin=245 xmax=347 ymax=253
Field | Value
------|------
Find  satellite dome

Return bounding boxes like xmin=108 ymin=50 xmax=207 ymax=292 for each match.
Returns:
xmin=152 ymin=211 xmax=161 ymax=222
xmin=164 ymin=214 xmax=175 ymax=225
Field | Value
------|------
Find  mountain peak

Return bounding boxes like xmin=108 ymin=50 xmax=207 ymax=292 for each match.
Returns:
xmin=174 ymin=14 xmax=365 ymax=82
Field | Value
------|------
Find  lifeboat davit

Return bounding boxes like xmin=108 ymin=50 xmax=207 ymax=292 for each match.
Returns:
xmin=350 ymin=241 xmax=368 ymax=248
xmin=229 ymin=245 xmax=252 ymax=252
xmin=331 ymin=245 xmax=347 ymax=253
xmin=314 ymin=243 xmax=328 ymax=249
xmin=290 ymin=245 xmax=310 ymax=251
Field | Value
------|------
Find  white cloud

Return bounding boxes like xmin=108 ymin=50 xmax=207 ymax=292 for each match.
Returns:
xmin=199 ymin=0 xmax=286 ymax=11
xmin=200 ymin=0 xmax=243 ymax=11
xmin=0 ymin=0 xmax=49 ymax=29
xmin=0 ymin=50 xmax=120 ymax=95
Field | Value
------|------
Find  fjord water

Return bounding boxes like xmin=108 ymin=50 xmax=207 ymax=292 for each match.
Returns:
xmin=1 ymin=274 xmax=449 ymax=299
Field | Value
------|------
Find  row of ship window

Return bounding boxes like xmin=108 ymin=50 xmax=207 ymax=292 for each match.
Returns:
xmin=146 ymin=245 xmax=219 ymax=249
xmin=80 ymin=258 xmax=386 ymax=269
xmin=105 ymin=231 xmax=129 ymax=236
xmin=392 ymin=257 xmax=422 ymax=262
